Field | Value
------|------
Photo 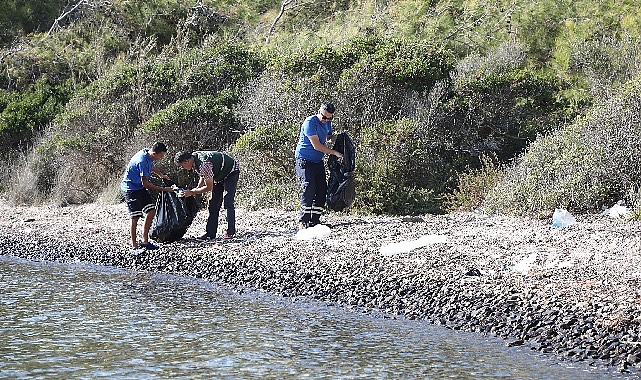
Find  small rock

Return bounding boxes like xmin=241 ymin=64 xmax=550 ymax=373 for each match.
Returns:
xmin=465 ymin=268 xmax=481 ymax=276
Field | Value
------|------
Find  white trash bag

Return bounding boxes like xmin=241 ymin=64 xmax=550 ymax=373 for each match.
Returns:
xmin=552 ymin=208 xmax=576 ymax=227
xmin=602 ymin=200 xmax=630 ymax=218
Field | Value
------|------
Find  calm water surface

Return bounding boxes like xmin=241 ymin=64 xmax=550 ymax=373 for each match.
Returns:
xmin=0 ymin=255 xmax=633 ymax=379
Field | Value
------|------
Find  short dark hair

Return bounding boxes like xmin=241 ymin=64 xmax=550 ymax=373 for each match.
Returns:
xmin=174 ymin=151 xmax=193 ymax=164
xmin=321 ymin=102 xmax=335 ymax=114
xmin=151 ymin=142 xmax=167 ymax=153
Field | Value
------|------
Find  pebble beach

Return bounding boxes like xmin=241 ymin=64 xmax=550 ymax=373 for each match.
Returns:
xmin=2 ymin=199 xmax=641 ymax=373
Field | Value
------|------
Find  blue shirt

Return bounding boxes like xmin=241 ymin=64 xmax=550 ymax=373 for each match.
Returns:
xmin=121 ymin=149 xmax=154 ymax=192
xmin=295 ymin=115 xmax=332 ymax=163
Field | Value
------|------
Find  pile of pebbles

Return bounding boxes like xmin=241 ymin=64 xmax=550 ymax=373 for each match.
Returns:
xmin=1 ymin=200 xmax=641 ymax=372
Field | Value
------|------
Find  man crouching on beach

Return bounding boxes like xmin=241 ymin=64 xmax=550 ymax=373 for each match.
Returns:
xmin=121 ymin=142 xmax=175 ymax=254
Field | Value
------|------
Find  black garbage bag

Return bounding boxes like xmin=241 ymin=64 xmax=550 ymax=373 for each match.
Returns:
xmin=326 ymin=132 xmax=356 ymax=212
xmin=150 ymin=190 xmax=198 ymax=243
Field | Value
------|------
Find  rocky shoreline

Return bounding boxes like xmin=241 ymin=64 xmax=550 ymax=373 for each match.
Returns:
xmin=1 ymin=200 xmax=641 ymax=373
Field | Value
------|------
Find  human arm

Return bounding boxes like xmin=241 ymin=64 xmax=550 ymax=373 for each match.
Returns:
xmin=183 ymin=177 xmax=213 ymax=197
xmin=141 ymin=176 xmax=175 ymax=192
xmin=308 ymin=134 xmax=343 ymax=160
xmin=152 ymin=167 xmax=170 ymax=180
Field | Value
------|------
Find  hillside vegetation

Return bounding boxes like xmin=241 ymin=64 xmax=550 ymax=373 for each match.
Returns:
xmin=1 ymin=0 xmax=640 ymax=217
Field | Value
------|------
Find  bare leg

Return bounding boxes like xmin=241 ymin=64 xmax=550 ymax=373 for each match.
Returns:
xmin=130 ymin=217 xmax=140 ymax=248
xmin=142 ymin=209 xmax=156 ymax=244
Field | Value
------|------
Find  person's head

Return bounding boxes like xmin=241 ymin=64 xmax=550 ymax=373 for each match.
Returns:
xmin=174 ymin=151 xmax=195 ymax=170
xmin=149 ymin=142 xmax=168 ymax=161
xmin=317 ymin=102 xmax=335 ymax=123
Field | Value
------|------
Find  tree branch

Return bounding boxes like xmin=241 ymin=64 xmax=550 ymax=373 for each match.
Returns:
xmin=266 ymin=0 xmax=293 ymax=44
xmin=265 ymin=0 xmax=313 ymax=44
xmin=47 ymin=0 xmax=89 ymax=36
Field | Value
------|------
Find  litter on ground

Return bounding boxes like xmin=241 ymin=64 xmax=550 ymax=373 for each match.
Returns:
xmin=379 ymin=235 xmax=448 ymax=256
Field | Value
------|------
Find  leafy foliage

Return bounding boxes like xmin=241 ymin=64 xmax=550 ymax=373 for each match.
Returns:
xmin=445 ymin=154 xmax=504 ymax=212
xmin=484 ymin=75 xmax=641 ymax=216
xmin=5 ymin=39 xmax=263 ymax=205
xmin=1 ymin=0 xmax=641 ymax=218
xmin=354 ymin=119 xmax=454 ymax=215
xmin=0 ymin=0 xmax=66 ymax=45
xmin=231 ymin=124 xmax=300 ymax=210
xmin=0 ymin=77 xmax=72 ymax=151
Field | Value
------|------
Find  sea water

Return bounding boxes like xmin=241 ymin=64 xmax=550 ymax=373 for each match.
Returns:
xmin=0 ymin=255 xmax=633 ymax=379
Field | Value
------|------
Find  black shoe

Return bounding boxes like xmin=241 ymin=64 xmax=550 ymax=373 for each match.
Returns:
xmin=139 ymin=241 xmax=159 ymax=250
xmin=196 ymin=234 xmax=215 ymax=241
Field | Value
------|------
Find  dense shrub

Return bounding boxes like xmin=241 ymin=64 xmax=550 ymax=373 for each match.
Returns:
xmin=356 ymin=117 xmax=474 ymax=215
xmin=0 ymin=77 xmax=73 ymax=151
xmin=140 ymin=90 xmax=239 ymax=152
xmin=0 ymin=0 xmax=67 ymax=46
xmin=234 ymin=39 xmax=575 ymax=214
xmin=270 ymin=36 xmax=453 ymax=93
xmin=4 ymin=0 xmax=641 ymax=218
xmin=233 ymin=36 xmax=454 ymax=212
xmin=232 ymin=124 xmax=300 ymax=210
xmin=1 ymin=14 xmax=131 ymax=91
xmin=445 ymin=154 xmax=504 ymax=212
xmin=444 ymin=68 xmax=569 ymax=160
xmin=332 ymin=38 xmax=453 ymax=132
xmin=441 ymin=42 xmax=573 ymax=162
xmin=483 ymin=75 xmax=641 ymax=216
xmin=6 ymin=41 xmax=263 ymax=205
xmin=568 ymin=35 xmax=641 ymax=98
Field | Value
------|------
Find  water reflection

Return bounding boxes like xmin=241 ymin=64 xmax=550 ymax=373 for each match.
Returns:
xmin=0 ymin=255 xmax=632 ymax=379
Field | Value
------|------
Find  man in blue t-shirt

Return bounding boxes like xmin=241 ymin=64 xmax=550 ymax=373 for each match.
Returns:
xmin=121 ymin=142 xmax=175 ymax=254
xmin=295 ymin=103 xmax=344 ymax=229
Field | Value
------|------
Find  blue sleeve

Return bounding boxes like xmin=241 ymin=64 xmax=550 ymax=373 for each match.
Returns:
xmin=140 ymin=158 xmax=153 ymax=179
xmin=302 ymin=118 xmax=317 ymax=137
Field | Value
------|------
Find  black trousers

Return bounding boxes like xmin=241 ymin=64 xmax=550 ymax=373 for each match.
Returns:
xmin=295 ymin=158 xmax=326 ymax=226
xmin=206 ymin=170 xmax=239 ymax=237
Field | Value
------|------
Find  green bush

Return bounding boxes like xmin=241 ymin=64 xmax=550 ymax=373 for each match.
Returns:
xmin=269 ymin=35 xmax=379 ymax=77
xmin=444 ymin=68 xmax=569 ymax=160
xmin=0 ymin=77 xmax=72 ymax=151
xmin=1 ymin=15 xmax=130 ymax=91
xmin=445 ymin=154 xmax=504 ymax=212
xmin=231 ymin=123 xmax=300 ymax=210
xmin=353 ymin=119 xmax=460 ymax=215
xmin=236 ymin=40 xmax=568 ymax=214
xmin=345 ymin=39 xmax=452 ymax=92
xmin=5 ymin=40 xmax=264 ymax=205
xmin=484 ymin=74 xmax=641 ymax=216
xmin=270 ymin=36 xmax=453 ymax=93
xmin=567 ymin=35 xmax=641 ymax=98
xmin=0 ymin=0 xmax=67 ymax=45
xmin=140 ymin=90 xmax=239 ymax=152
xmin=5 ymin=0 xmax=641 ymax=217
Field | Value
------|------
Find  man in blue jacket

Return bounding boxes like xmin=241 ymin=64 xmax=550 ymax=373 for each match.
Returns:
xmin=121 ymin=142 xmax=175 ymax=254
xmin=295 ymin=103 xmax=343 ymax=229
